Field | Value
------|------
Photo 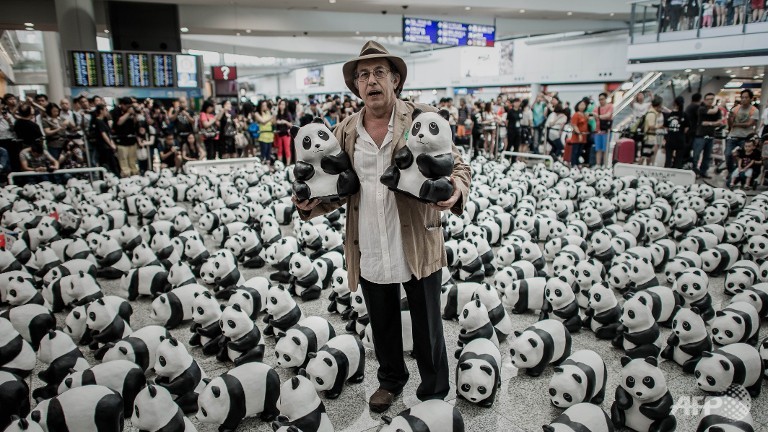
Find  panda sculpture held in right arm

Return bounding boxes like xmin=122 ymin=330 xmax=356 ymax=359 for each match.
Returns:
xmin=291 ymin=119 xmax=360 ymax=203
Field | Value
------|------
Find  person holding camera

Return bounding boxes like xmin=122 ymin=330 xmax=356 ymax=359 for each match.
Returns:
xmin=158 ymin=134 xmax=182 ymax=173
xmin=42 ymin=103 xmax=74 ymax=160
xmin=19 ymin=139 xmax=58 ymax=184
xmin=111 ymin=97 xmax=140 ymax=177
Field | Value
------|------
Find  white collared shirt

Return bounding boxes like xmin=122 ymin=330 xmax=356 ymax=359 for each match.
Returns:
xmin=354 ymin=108 xmax=412 ymax=284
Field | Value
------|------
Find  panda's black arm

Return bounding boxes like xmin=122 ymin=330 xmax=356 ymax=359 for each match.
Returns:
xmin=196 ymin=323 xmax=222 ymax=338
xmin=293 ymin=161 xmax=315 ymax=181
xmin=320 ymin=151 xmax=352 ymax=175
xmin=614 ymin=386 xmax=633 ymax=409
xmin=639 ymin=391 xmax=674 ymax=419
xmin=416 ymin=153 xmax=455 ymax=178
xmin=679 ymin=338 xmax=712 ymax=356
xmin=665 ymin=333 xmax=680 ymax=347
xmin=227 ymin=331 xmax=260 ymax=350
xmin=393 ymin=146 xmax=414 ymax=169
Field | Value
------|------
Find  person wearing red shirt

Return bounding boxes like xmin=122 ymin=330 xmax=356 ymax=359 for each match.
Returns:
xmin=567 ymin=99 xmax=589 ymax=167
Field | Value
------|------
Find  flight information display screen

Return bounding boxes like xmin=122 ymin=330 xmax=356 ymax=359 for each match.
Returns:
xmin=127 ymin=53 xmax=151 ymax=87
xmin=99 ymin=52 xmax=125 ymax=87
xmin=152 ymin=54 xmax=175 ymax=87
xmin=175 ymin=54 xmax=199 ymax=88
xmin=403 ymin=17 xmax=495 ymax=47
xmin=71 ymin=51 xmax=98 ymax=86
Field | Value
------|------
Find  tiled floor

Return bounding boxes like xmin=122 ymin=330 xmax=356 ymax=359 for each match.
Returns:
xmin=27 ymin=207 xmax=768 ymax=432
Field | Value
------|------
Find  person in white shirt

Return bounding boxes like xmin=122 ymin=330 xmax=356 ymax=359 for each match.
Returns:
xmin=445 ymin=97 xmax=459 ymax=141
xmin=294 ymin=41 xmax=470 ymax=414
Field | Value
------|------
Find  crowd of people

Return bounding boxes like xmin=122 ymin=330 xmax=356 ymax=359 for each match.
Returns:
xmin=1 ymin=88 xmax=766 ymax=189
xmin=659 ymin=0 xmax=766 ymax=31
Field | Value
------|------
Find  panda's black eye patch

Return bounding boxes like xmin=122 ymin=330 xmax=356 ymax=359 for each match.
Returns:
xmin=317 ymin=130 xmax=329 ymax=141
xmin=643 ymin=377 xmax=655 ymax=387
xmin=412 ymin=122 xmax=421 ymax=136
xmin=302 ymin=136 xmax=312 ymax=150
xmin=428 ymin=122 xmax=439 ymax=135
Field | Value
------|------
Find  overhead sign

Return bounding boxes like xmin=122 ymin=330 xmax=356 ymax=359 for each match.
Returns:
xmin=212 ymin=66 xmax=237 ymax=81
xmin=613 ymin=163 xmax=696 ymax=185
xmin=127 ymin=53 xmax=151 ymax=87
xmin=71 ymin=51 xmax=98 ymax=87
xmin=403 ymin=17 xmax=495 ymax=47
xmin=99 ymin=52 xmax=125 ymax=87
xmin=175 ymin=54 xmax=198 ymax=88
xmin=152 ymin=54 xmax=175 ymax=87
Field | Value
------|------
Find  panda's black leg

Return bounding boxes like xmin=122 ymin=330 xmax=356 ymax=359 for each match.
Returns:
xmin=215 ymin=343 xmax=230 ymax=362
xmin=650 ymin=416 xmax=677 ymax=432
xmin=243 ymin=256 xmax=265 ymax=268
xmin=214 ymin=288 xmax=235 ymax=300
xmin=340 ymin=307 xmax=354 ymax=321
xmin=233 ymin=346 xmax=265 ymax=365
xmin=189 ymin=332 xmax=202 ymax=347
xmin=270 ymin=271 xmax=292 ymax=284
xmin=747 ymin=379 xmax=762 ymax=398
xmin=594 ymin=323 xmax=620 ymax=340
xmin=94 ymin=344 xmax=110 ymax=361
xmin=611 ymin=332 xmax=625 ymax=349
xmin=97 ymin=268 xmax=126 ymax=279
xmin=337 ymin=170 xmax=360 ymax=197
xmin=660 ymin=345 xmax=674 ymax=361
xmin=564 ymin=317 xmax=581 ymax=333
xmin=625 ymin=344 xmax=661 ymax=360
xmin=202 ymin=336 xmax=224 ymax=356
xmin=681 ymin=357 xmax=699 ymax=374
xmin=610 ymin=403 xmax=626 ymax=428
xmin=525 ymin=364 xmax=545 ymax=377
xmin=175 ymin=392 xmax=200 ymax=415
xmin=32 ymin=385 xmax=56 ymax=401
xmin=379 ymin=166 xmax=400 ymax=189
xmin=300 ymin=286 xmax=322 ymax=302
xmin=419 ymin=177 xmax=454 ymax=203
xmin=592 ymin=385 xmax=606 ymax=405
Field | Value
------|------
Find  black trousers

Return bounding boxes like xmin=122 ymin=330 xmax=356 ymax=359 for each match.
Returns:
xmin=360 ymin=270 xmax=449 ymax=401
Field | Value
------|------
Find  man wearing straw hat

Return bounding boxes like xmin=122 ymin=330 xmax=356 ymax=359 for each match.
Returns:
xmin=293 ymin=40 xmax=471 ymax=412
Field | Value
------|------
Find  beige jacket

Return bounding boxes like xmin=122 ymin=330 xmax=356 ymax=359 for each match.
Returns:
xmin=299 ymin=99 xmax=472 ymax=292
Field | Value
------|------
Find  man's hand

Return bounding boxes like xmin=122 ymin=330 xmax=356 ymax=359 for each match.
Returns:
xmin=430 ymin=176 xmax=460 ymax=211
xmin=292 ymin=195 xmax=321 ymax=212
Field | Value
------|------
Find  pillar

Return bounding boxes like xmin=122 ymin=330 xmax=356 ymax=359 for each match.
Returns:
xmin=42 ymin=32 xmax=66 ymax=103
xmin=531 ymin=83 xmax=542 ymax=99
xmin=54 ymin=0 xmax=98 ymax=52
xmin=761 ymin=72 xmax=767 ymax=118
xmin=446 ymin=86 xmax=454 ymax=99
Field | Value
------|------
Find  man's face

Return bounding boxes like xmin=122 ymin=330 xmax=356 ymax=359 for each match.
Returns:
xmin=636 ymin=93 xmax=645 ymax=103
xmin=35 ymin=97 xmax=48 ymax=107
xmin=599 ymin=95 xmax=607 ymax=106
xmin=179 ymin=98 xmax=188 ymax=109
xmin=745 ymin=142 xmax=755 ymax=153
xmin=355 ymin=58 xmax=399 ymax=112
xmin=704 ymin=95 xmax=715 ymax=107
xmin=60 ymin=100 xmax=70 ymax=111
xmin=513 ymin=100 xmax=521 ymax=109
xmin=741 ymin=93 xmax=751 ymax=106
xmin=6 ymin=97 xmax=17 ymax=108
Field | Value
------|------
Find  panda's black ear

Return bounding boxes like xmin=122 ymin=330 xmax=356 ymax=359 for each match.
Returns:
xmin=168 ymin=338 xmax=178 ymax=346
xmin=458 ymin=362 xmax=472 ymax=371
xmin=64 ymin=377 xmax=73 ymax=388
xmin=411 ymin=109 xmax=423 ymax=121
xmin=292 ymin=336 xmax=301 ymax=346
xmin=232 ymin=303 xmax=242 ymax=312
xmin=73 ymin=311 xmax=81 ymax=319
xmin=644 ymin=356 xmax=658 ymax=367
xmin=715 ymin=310 xmax=726 ymax=317
xmin=297 ymin=368 xmax=308 ymax=378
xmin=307 ymin=352 xmax=317 ymax=359
xmin=543 ymin=426 xmax=556 ymax=432
xmin=553 ymin=366 xmax=564 ymax=373
xmin=479 ymin=365 xmax=493 ymax=376
xmin=528 ymin=338 xmax=537 ymax=348
xmin=79 ymin=270 xmax=85 ymax=277
xmin=620 ymin=356 xmax=632 ymax=367
xmin=194 ymin=292 xmax=200 ymax=298
xmin=211 ymin=386 xmax=221 ymax=398
xmin=148 ymin=384 xmax=157 ymax=398
xmin=159 ymin=335 xmax=166 ymax=342
xmin=732 ymin=315 xmax=743 ymax=324
xmin=119 ymin=346 xmax=129 ymax=355
xmin=291 ymin=376 xmax=301 ymax=390
xmin=474 ymin=299 xmax=481 ymax=308
xmin=381 ymin=415 xmax=393 ymax=425
xmin=220 ymin=305 xmax=226 ymax=311
xmin=572 ymin=374 xmax=582 ymax=384
xmin=719 ymin=360 xmax=731 ymax=371
xmin=31 ymin=411 xmax=41 ymax=423
xmin=437 ymin=109 xmax=450 ymax=122
xmin=48 ymin=330 xmax=57 ymax=338
xmin=690 ymin=306 xmax=700 ymax=314
xmin=323 ymin=357 xmax=333 ymax=367
xmin=637 ymin=296 xmax=648 ymax=306
xmin=311 ymin=117 xmax=325 ymax=125
xmin=514 ymin=331 xmax=522 ymax=338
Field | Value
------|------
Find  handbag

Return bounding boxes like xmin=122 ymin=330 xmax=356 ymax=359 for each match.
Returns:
xmin=235 ymin=133 xmax=248 ymax=149
xmin=136 ymin=146 xmax=149 ymax=161
xmin=199 ymin=114 xmax=218 ymax=138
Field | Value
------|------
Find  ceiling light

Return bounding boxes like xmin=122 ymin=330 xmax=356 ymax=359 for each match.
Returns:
xmin=610 ymin=12 xmax=615 ymax=16
xmin=355 ymin=31 xmax=360 ymax=35
xmin=519 ymin=9 xmax=526 ymax=13
xmin=465 ymin=6 xmax=471 ymax=10
xmin=104 ymin=29 xmax=109 ymax=34
xmin=755 ymin=75 xmax=760 ymax=79
xmin=180 ymin=27 xmax=189 ymax=33
xmin=698 ymin=68 xmax=705 ymax=72
xmin=24 ymin=23 xmax=33 ymax=27
xmin=567 ymin=11 xmax=573 ymax=15
xmin=725 ymin=69 xmax=732 ymax=73
xmin=730 ymin=74 xmax=737 ymax=78
xmin=25 ymin=27 xmax=34 ymax=31
xmin=246 ymin=29 xmax=251 ymax=33
xmin=329 ymin=0 xmax=336 ymax=3
xmin=684 ymin=68 xmax=692 ymax=72
xmin=236 ymin=32 xmax=241 ymax=36
xmin=742 ymin=66 xmax=750 ymax=69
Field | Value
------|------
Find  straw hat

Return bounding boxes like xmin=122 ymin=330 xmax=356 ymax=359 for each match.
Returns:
xmin=342 ymin=40 xmax=407 ymax=98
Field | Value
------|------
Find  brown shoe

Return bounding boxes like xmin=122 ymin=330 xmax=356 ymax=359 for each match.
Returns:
xmin=369 ymin=388 xmax=400 ymax=413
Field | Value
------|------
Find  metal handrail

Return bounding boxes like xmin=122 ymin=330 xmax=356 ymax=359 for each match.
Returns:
xmin=185 ymin=157 xmax=263 ymax=173
xmin=8 ymin=167 xmax=107 ymax=185
xmin=501 ymin=151 xmax=554 ymax=166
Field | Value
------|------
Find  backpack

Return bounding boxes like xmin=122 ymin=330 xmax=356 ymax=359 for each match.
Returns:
xmin=248 ymin=122 xmax=260 ymax=139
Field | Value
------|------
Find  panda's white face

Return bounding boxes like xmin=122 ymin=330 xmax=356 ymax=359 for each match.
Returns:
xmin=63 ymin=305 xmax=88 ymax=341
xmin=219 ymin=305 xmax=253 ymax=340
xmin=275 ymin=331 xmax=307 ymax=368
xmin=330 ymin=268 xmax=349 ymax=294
xmin=457 ymin=359 xmax=496 ymax=404
xmin=295 ymin=122 xmax=341 ymax=163
xmin=457 ymin=240 xmax=479 ymax=265
xmin=672 ymin=308 xmax=707 ymax=342
xmin=544 ymin=278 xmax=574 ymax=309
xmin=150 ymin=294 xmax=173 ymax=324
xmin=459 ymin=300 xmax=489 ymax=332
xmin=711 ymin=309 xmax=748 ymax=345
xmin=86 ymin=299 xmax=117 ymax=332
xmin=725 ymin=269 xmax=754 ymax=294
xmin=155 ymin=338 xmax=191 ymax=377
xmin=620 ymin=357 xmax=667 ymax=402
xmin=193 ymin=291 xmax=221 ymax=326
xmin=265 ymin=286 xmax=295 ymax=317
xmin=407 ymin=111 xmax=452 ymax=156
xmin=575 ymin=261 xmax=601 ymax=288
xmin=620 ymin=297 xmax=655 ymax=331
xmin=588 ymin=284 xmax=616 ymax=312
xmin=305 ymin=350 xmax=338 ymax=392
xmin=134 ymin=385 xmax=179 ymax=430
xmin=5 ymin=276 xmax=38 ymax=305
xmin=351 ymin=290 xmax=366 ymax=315
xmin=694 ymin=355 xmax=734 ymax=393
xmin=675 ymin=269 xmax=709 ymax=301
xmin=277 ymin=375 xmax=320 ymax=419
xmin=548 ymin=367 xmax=587 ymax=408
xmin=288 ymin=253 xmax=314 ymax=279
xmin=132 ymin=243 xmax=156 ymax=267
xmin=196 ymin=378 xmax=232 ymax=425
xmin=608 ymin=264 xmax=631 ymax=289
xmin=509 ymin=333 xmax=542 ymax=368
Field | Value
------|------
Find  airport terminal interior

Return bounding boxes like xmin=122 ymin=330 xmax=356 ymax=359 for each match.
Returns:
xmin=1 ymin=0 xmax=768 ymax=431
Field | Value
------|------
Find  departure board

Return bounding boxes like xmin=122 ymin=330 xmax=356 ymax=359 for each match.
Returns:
xmin=127 ymin=53 xmax=151 ymax=87
xmin=152 ymin=54 xmax=175 ymax=87
xmin=71 ymin=51 xmax=98 ymax=87
xmin=99 ymin=52 xmax=125 ymax=87
xmin=403 ymin=17 xmax=495 ymax=47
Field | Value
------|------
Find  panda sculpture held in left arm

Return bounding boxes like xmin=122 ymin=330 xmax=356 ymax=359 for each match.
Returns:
xmin=291 ymin=119 xmax=360 ymax=202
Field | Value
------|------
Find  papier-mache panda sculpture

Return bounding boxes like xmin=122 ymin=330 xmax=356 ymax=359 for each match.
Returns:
xmin=380 ymin=109 xmax=456 ymax=203
xmin=291 ymin=119 xmax=360 ymax=202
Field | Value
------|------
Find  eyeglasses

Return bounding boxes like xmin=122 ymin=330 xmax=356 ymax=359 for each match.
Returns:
xmin=355 ymin=68 xmax=390 ymax=82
